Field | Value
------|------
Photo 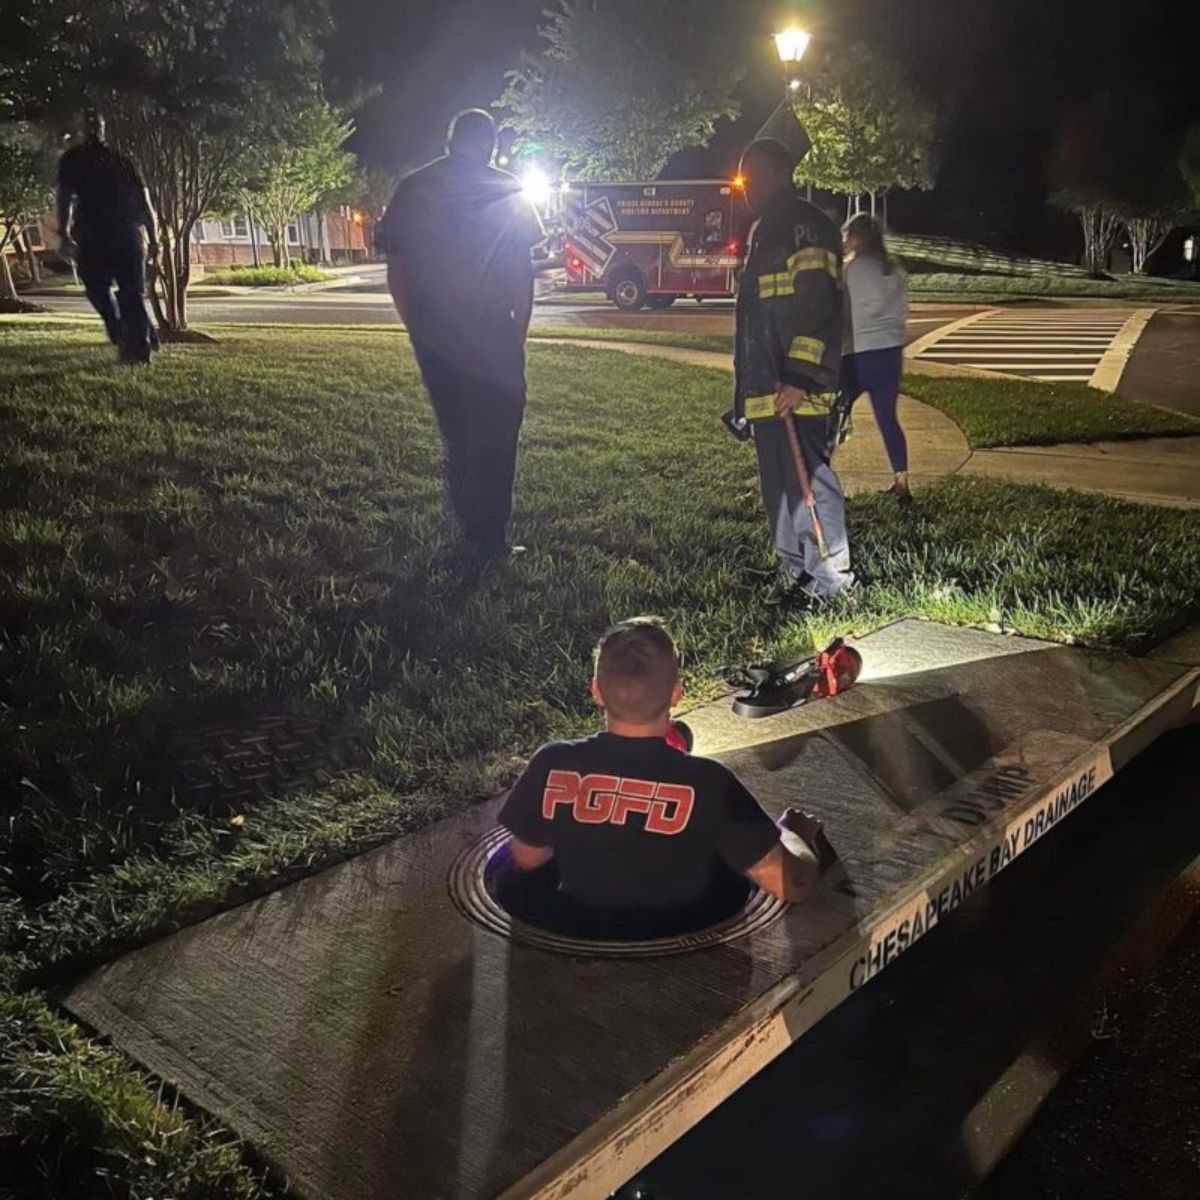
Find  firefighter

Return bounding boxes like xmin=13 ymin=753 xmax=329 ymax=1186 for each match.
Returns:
xmin=733 ymin=138 xmax=852 ymax=599
xmin=56 ymin=113 xmax=157 ymax=365
xmin=378 ymin=109 xmax=544 ymax=562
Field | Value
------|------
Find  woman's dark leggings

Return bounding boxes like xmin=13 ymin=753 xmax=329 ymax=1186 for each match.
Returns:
xmin=841 ymin=346 xmax=907 ymax=474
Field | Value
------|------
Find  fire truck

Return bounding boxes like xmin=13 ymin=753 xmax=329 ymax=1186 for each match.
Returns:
xmin=560 ymin=179 xmax=753 ymax=310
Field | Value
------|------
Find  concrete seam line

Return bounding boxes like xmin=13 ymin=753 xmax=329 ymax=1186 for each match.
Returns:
xmin=1088 ymin=307 xmax=1157 ymax=392
xmin=905 ymin=308 xmax=996 ymax=357
xmin=959 ymin=850 xmax=1200 ymax=1180
xmin=504 ymin=676 xmax=1195 ymax=1200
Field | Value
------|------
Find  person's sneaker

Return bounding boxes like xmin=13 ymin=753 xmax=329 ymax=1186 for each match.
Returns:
xmin=119 ymin=343 xmax=152 ymax=366
xmin=460 ymin=539 xmax=528 ymax=565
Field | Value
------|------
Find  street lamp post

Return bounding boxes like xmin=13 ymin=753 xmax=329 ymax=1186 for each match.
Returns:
xmin=774 ymin=26 xmax=813 ymax=201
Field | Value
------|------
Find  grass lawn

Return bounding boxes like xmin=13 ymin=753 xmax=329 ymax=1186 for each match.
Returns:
xmin=901 ymin=374 xmax=1200 ymax=448
xmin=529 ymin=323 xmax=733 ymax=355
xmin=3 ymin=319 xmax=1200 ymax=1197
xmin=908 ymin=271 xmax=1200 ymax=303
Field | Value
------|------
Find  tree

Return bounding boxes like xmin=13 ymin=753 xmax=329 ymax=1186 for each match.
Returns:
xmin=328 ymin=163 xmax=399 ymax=258
xmin=0 ymin=123 xmax=53 ymax=300
xmin=238 ymin=99 xmax=353 ymax=267
xmin=5 ymin=0 xmax=332 ymax=330
xmin=499 ymin=0 xmax=742 ymax=180
xmin=1182 ymin=124 xmax=1200 ymax=208
xmin=1050 ymin=93 xmax=1188 ymax=276
xmin=788 ymin=43 xmax=937 ymax=217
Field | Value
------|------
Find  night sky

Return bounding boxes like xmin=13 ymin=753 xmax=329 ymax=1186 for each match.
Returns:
xmin=326 ymin=0 xmax=1200 ymax=254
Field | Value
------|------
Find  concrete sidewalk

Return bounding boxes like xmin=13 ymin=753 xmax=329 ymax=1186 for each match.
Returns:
xmin=537 ymin=337 xmax=1200 ymax=509
xmin=965 ymin=436 xmax=1200 ymax=509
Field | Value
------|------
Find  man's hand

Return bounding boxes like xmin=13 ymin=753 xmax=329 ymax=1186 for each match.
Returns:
xmin=775 ymin=383 xmax=811 ymax=418
xmin=779 ymin=806 xmax=840 ymax=874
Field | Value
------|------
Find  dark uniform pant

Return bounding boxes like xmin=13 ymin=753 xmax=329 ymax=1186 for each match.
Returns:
xmin=754 ymin=413 xmax=853 ymax=597
xmin=77 ymin=232 xmax=152 ymax=359
xmin=411 ymin=338 xmax=526 ymax=552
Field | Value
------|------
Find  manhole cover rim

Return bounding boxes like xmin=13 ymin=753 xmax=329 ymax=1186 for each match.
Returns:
xmin=449 ymin=826 xmax=786 ymax=958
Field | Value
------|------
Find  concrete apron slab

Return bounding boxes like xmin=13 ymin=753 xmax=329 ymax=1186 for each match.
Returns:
xmin=62 ymin=622 xmax=1200 ymax=1200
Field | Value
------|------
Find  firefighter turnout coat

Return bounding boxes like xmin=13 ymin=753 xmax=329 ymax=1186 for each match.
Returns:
xmin=734 ymin=186 xmax=844 ymax=423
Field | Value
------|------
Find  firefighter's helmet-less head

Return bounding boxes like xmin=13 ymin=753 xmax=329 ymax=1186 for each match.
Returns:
xmin=446 ymin=109 xmax=496 ymax=167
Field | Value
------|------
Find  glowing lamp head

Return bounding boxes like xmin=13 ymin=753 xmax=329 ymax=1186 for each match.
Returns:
xmin=774 ymin=26 xmax=811 ymax=66
xmin=732 ymin=174 xmax=746 ymax=189
xmin=522 ymin=166 xmax=551 ymax=208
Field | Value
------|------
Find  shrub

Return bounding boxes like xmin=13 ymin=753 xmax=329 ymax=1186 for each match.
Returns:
xmin=202 ymin=265 xmax=330 ymax=287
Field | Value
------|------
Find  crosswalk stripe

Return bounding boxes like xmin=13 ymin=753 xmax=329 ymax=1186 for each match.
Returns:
xmin=909 ymin=307 xmax=1151 ymax=387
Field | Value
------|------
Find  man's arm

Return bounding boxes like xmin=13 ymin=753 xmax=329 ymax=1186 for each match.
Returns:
xmin=744 ymin=830 xmax=819 ymax=903
xmin=498 ymin=745 xmax=556 ymax=871
xmin=509 ymin=837 xmax=554 ymax=872
xmin=54 ymin=182 xmax=73 ymax=250
xmin=386 ymin=255 xmax=410 ymax=324
xmin=511 ymin=258 xmax=534 ymax=338
xmin=508 ymin=193 xmax=543 ymax=337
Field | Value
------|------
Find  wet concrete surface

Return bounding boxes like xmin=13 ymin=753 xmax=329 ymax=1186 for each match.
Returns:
xmin=623 ymin=727 xmax=1200 ymax=1200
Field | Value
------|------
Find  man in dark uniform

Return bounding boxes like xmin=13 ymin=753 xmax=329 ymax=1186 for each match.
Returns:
xmin=733 ymin=138 xmax=852 ymax=599
xmin=378 ymin=109 xmax=544 ymax=561
xmin=56 ymin=113 xmax=157 ymax=365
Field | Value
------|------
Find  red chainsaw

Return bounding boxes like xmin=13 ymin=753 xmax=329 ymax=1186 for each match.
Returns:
xmin=730 ymin=637 xmax=862 ymax=718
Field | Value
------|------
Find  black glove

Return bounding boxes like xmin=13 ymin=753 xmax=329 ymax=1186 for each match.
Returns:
xmin=721 ymin=409 xmax=751 ymax=442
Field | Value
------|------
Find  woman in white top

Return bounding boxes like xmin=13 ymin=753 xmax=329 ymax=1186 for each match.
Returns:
xmin=841 ymin=214 xmax=911 ymax=504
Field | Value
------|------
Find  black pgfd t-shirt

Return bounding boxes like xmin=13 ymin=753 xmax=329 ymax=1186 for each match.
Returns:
xmin=499 ymin=733 xmax=781 ymax=933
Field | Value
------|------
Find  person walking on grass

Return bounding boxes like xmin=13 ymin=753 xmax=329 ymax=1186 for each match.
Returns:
xmin=841 ymin=214 xmax=911 ymax=505
xmin=55 ymin=112 xmax=158 ymax=366
xmin=378 ymin=109 xmax=545 ymax=563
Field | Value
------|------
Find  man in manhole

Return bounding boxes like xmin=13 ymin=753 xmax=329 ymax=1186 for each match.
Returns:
xmin=497 ymin=616 xmax=831 ymax=940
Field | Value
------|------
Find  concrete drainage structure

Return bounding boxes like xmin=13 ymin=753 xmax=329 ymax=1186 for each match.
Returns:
xmin=448 ymin=826 xmax=787 ymax=958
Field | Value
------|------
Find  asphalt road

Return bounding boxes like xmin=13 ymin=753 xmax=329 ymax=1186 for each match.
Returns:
xmin=33 ymin=276 xmax=1197 ymax=412
xmin=36 ymin=285 xmax=972 ymax=345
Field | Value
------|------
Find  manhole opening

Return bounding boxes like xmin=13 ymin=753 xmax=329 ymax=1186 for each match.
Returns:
xmin=449 ymin=828 xmax=786 ymax=958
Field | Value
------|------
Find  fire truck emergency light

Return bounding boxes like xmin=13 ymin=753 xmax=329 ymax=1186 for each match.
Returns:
xmin=522 ymin=167 xmax=551 ymax=208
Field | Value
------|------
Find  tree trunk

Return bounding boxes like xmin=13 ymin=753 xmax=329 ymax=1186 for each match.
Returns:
xmin=19 ymin=229 xmax=41 ymax=284
xmin=881 ymin=191 xmax=889 ymax=229
xmin=1125 ymin=216 xmax=1172 ymax=275
xmin=316 ymin=210 xmax=330 ymax=265
xmin=156 ymin=228 xmax=190 ymax=331
xmin=845 ymin=195 xmax=853 ymax=222
xmin=1075 ymin=204 xmax=1120 ymax=275
xmin=869 ymin=190 xmax=877 ymax=217
xmin=248 ymin=210 xmax=262 ymax=268
xmin=270 ymin=227 xmax=286 ymax=268
xmin=0 ymin=243 xmax=16 ymax=299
